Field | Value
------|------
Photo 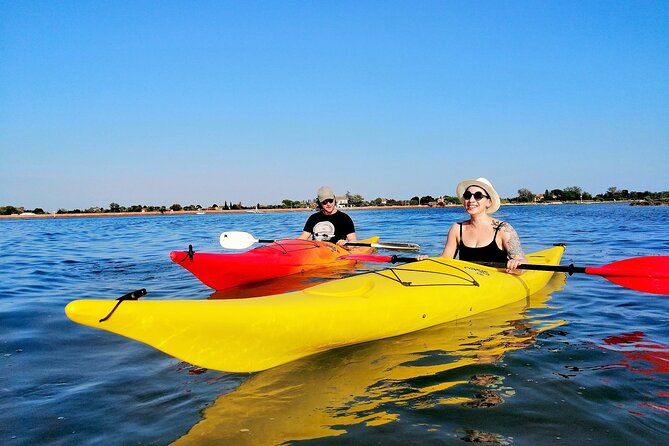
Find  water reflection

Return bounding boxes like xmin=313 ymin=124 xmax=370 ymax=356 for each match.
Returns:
xmin=601 ymin=332 xmax=669 ymax=415
xmin=600 ymin=331 xmax=669 ymax=374
xmin=557 ymin=330 xmax=669 ymax=418
xmin=172 ymin=273 xmax=567 ymax=445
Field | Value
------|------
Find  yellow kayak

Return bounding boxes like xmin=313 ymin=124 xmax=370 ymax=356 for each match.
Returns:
xmin=65 ymin=245 xmax=565 ymax=373
xmin=171 ymin=272 xmax=567 ymax=445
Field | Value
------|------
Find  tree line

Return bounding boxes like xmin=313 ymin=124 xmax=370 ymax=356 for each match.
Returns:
xmin=512 ymin=186 xmax=669 ymax=203
xmin=2 ymin=186 xmax=668 ymax=215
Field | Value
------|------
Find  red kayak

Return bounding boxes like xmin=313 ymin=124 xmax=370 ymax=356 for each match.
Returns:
xmin=170 ymin=236 xmax=379 ymax=291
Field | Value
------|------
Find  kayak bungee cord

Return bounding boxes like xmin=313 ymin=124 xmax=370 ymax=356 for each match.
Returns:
xmin=371 ymin=258 xmax=482 ymax=288
xmin=99 ymin=288 xmax=147 ymax=322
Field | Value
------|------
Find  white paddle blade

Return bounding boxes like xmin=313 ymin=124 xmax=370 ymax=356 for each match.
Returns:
xmin=219 ymin=231 xmax=258 ymax=250
xmin=371 ymin=242 xmax=421 ymax=252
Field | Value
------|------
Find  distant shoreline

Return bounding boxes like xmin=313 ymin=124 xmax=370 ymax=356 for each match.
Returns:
xmin=0 ymin=205 xmax=428 ymax=219
xmin=0 ymin=200 xmax=641 ymax=220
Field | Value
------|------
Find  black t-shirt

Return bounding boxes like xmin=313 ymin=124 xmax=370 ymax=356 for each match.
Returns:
xmin=302 ymin=210 xmax=355 ymax=243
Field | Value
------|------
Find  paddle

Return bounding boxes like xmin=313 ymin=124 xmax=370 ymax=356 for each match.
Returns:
xmin=219 ymin=231 xmax=421 ymax=252
xmin=338 ymin=254 xmax=669 ymax=295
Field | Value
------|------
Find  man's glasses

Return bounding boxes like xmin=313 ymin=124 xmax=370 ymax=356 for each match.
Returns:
xmin=321 ymin=198 xmax=335 ymax=205
xmin=463 ymin=191 xmax=489 ymax=201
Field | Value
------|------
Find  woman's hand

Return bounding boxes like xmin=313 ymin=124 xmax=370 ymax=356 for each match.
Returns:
xmin=506 ymin=257 xmax=526 ymax=274
xmin=416 ymin=254 xmax=429 ymax=261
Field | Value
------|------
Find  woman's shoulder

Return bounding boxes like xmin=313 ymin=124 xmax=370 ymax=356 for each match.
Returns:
xmin=492 ymin=219 xmax=506 ymax=229
xmin=495 ymin=220 xmax=521 ymax=237
xmin=447 ymin=221 xmax=466 ymax=236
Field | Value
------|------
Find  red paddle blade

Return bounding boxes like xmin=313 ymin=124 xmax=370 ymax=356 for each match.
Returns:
xmin=586 ymin=256 xmax=669 ymax=295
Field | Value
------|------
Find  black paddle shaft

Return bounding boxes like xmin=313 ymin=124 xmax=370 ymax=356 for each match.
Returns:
xmin=476 ymin=262 xmax=586 ymax=275
xmin=398 ymin=256 xmax=586 ymax=275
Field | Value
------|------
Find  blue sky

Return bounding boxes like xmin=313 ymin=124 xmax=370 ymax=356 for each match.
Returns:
xmin=1 ymin=0 xmax=668 ymax=211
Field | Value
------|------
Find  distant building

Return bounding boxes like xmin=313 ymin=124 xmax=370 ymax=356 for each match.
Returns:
xmin=336 ymin=196 xmax=348 ymax=207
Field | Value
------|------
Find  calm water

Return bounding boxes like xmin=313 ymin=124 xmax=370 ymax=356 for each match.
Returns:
xmin=1 ymin=204 xmax=668 ymax=445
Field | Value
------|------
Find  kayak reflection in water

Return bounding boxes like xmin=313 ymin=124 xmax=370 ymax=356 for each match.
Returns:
xmin=297 ymin=185 xmax=357 ymax=247
xmin=418 ymin=177 xmax=527 ymax=274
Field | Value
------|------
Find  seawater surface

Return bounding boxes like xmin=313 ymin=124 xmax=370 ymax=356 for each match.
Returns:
xmin=1 ymin=204 xmax=668 ymax=445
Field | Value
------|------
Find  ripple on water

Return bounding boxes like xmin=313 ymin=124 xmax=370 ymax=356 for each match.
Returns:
xmin=1 ymin=204 xmax=669 ymax=445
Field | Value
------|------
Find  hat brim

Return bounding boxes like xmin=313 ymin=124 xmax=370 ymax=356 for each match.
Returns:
xmin=456 ymin=179 xmax=501 ymax=214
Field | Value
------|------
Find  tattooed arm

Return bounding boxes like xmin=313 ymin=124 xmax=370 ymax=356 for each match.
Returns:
xmin=500 ymin=222 xmax=527 ymax=274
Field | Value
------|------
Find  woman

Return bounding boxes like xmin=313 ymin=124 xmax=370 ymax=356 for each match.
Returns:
xmin=298 ymin=186 xmax=357 ymax=246
xmin=420 ymin=177 xmax=526 ymax=273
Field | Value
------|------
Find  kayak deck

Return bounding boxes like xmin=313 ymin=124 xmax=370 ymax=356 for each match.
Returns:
xmin=66 ymin=245 xmax=565 ymax=373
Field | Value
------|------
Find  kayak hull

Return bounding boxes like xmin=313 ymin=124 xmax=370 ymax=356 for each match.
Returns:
xmin=66 ymin=245 xmax=565 ymax=373
xmin=170 ymin=237 xmax=379 ymax=291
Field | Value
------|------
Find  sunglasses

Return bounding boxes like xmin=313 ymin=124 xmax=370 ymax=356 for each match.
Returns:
xmin=321 ymin=198 xmax=335 ymax=205
xmin=463 ymin=190 xmax=490 ymax=201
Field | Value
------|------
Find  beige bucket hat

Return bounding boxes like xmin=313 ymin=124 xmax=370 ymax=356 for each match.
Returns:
xmin=456 ymin=177 xmax=501 ymax=214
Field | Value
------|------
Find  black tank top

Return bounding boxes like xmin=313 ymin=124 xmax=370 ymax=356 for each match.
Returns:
xmin=456 ymin=222 xmax=509 ymax=263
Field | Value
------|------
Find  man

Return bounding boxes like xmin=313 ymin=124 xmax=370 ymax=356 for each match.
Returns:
xmin=298 ymin=186 xmax=357 ymax=246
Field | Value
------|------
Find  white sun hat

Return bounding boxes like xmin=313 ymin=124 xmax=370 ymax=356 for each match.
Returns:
xmin=456 ymin=177 xmax=501 ymax=214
